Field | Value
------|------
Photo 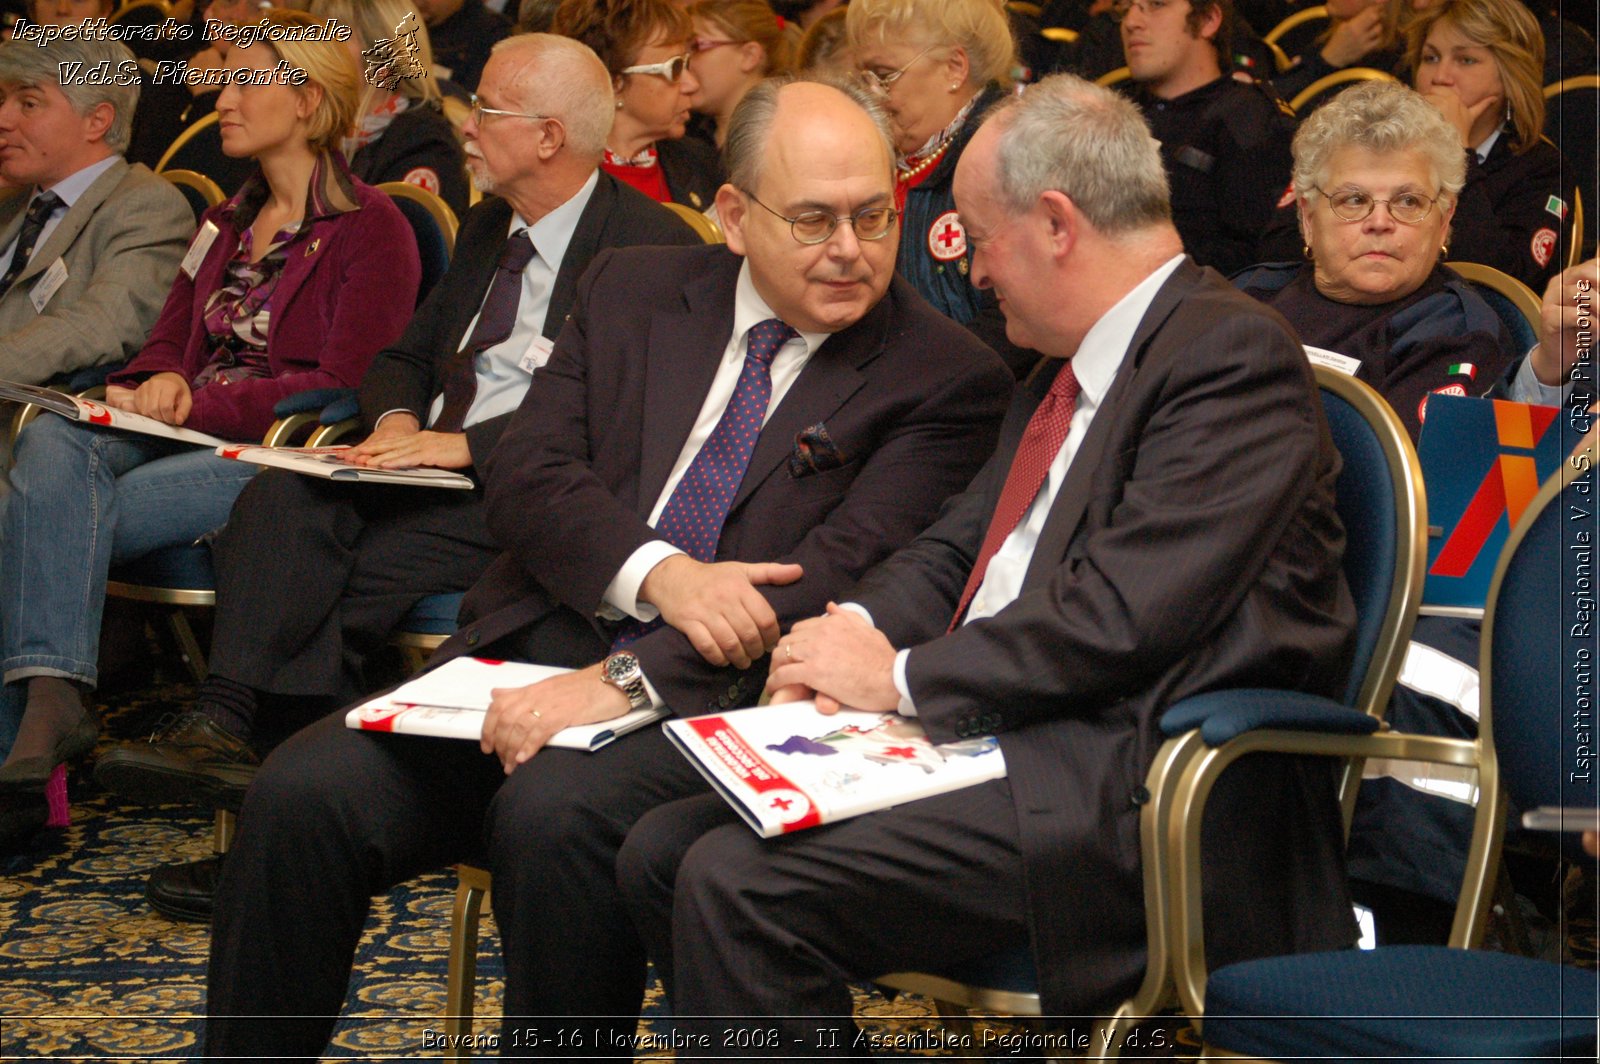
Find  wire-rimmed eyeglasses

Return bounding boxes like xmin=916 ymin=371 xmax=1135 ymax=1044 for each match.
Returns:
xmin=743 ymin=190 xmax=899 ymax=245
xmin=1312 ymin=185 xmax=1444 ymax=225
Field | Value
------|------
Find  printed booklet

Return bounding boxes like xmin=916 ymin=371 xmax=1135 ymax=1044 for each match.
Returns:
xmin=0 ymin=379 xmax=225 ymax=446
xmin=216 ymin=444 xmax=474 ymax=489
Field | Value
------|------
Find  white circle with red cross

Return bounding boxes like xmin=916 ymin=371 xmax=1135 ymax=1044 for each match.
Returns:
xmin=928 ymin=210 xmax=968 ymax=261
xmin=762 ymin=788 xmax=813 ymax=826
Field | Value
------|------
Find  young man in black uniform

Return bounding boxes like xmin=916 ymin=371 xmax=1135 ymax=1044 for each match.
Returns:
xmin=1120 ymin=0 xmax=1295 ymax=275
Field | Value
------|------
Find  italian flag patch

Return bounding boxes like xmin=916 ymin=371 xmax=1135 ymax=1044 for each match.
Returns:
xmin=1546 ymin=195 xmax=1568 ymax=219
xmin=1447 ymin=363 xmax=1478 ymax=380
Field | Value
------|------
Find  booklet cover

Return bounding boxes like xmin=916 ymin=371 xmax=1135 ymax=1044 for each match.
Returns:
xmin=664 ymin=703 xmax=1006 ymax=837
xmin=344 ymin=657 xmax=664 ymax=752
xmin=217 ymin=444 xmax=475 ymax=489
xmin=0 ymin=379 xmax=226 ymax=447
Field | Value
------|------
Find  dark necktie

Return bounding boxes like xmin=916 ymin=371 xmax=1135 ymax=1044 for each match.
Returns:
xmin=949 ymin=360 xmax=1082 ymax=630
xmin=433 ymin=229 xmax=536 ymax=433
xmin=0 ymin=191 xmax=62 ymax=297
xmin=613 ymin=318 xmax=799 ymax=649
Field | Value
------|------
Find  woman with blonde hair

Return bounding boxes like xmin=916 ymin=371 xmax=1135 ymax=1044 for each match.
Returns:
xmin=686 ymin=0 xmax=799 ymax=146
xmin=309 ymin=0 xmax=469 ymax=214
xmin=847 ymin=0 xmax=1033 ymax=376
xmin=1275 ymin=0 xmax=1409 ymax=102
xmin=1408 ymin=0 xmax=1572 ymax=290
xmin=0 ymin=9 xmax=419 ymax=807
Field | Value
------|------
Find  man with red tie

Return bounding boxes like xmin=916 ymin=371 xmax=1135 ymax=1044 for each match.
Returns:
xmin=201 ymin=75 xmax=1011 ymax=1058
xmin=617 ymin=72 xmax=1362 ymax=1050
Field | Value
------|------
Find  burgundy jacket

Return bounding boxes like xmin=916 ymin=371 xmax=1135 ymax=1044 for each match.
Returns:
xmin=108 ymin=170 xmax=419 ymax=441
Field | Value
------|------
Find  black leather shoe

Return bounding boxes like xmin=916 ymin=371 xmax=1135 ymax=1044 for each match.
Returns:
xmin=94 ymin=713 xmax=258 ymax=809
xmin=146 ymin=856 xmax=222 ymax=923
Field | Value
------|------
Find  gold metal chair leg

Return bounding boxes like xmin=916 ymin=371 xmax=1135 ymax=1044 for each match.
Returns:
xmin=168 ymin=608 xmax=208 ymax=683
xmin=212 ymin=809 xmax=234 ymax=853
xmin=444 ymin=865 xmax=491 ymax=1061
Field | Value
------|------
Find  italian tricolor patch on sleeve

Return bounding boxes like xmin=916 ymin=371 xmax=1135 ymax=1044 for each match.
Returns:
xmin=1447 ymin=363 xmax=1478 ymax=380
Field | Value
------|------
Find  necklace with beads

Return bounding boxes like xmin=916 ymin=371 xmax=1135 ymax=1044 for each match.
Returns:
xmin=897 ymin=136 xmax=955 ymax=184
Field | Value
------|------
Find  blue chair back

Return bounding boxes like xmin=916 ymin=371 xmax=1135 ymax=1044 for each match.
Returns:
xmin=1474 ymin=285 xmax=1539 ymax=354
xmin=1485 ymin=455 xmax=1598 ymax=859
xmin=388 ymin=194 xmax=450 ymax=306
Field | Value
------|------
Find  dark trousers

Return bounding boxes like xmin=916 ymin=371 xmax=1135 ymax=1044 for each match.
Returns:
xmin=207 ymin=469 xmax=500 ymax=701
xmin=205 ymin=710 xmax=712 ymax=1061
xmin=615 ymin=779 xmax=1033 ymax=1060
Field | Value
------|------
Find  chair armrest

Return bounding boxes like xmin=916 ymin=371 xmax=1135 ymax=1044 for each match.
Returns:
xmin=272 ymin=387 xmax=356 ymax=419
xmin=1160 ymin=689 xmax=1379 ymax=745
xmin=318 ymin=394 xmax=361 ymax=425
xmin=65 ymin=362 xmax=124 ymax=393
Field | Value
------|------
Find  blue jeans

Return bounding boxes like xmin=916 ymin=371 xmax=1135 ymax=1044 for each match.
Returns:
xmin=0 ymin=414 xmax=260 ymax=689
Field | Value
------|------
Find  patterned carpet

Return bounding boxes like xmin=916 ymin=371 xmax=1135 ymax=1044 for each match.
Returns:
xmin=2 ymin=657 xmax=1593 ymax=1060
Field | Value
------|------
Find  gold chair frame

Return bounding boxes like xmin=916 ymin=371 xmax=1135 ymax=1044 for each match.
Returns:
xmin=1263 ymin=5 xmax=1328 ymax=46
xmin=661 ymin=201 xmax=725 ymax=244
xmin=1041 ymin=27 xmax=1078 ymax=44
xmin=1288 ymin=67 xmax=1398 ymax=114
xmin=160 ymin=168 xmax=226 ymax=216
xmin=155 ymin=112 xmax=221 ymax=175
xmin=1006 ymin=1 xmax=1044 ymax=17
xmin=376 ymin=180 xmax=461 ymax=258
xmin=1569 ymin=187 xmax=1584 ymax=269
xmin=1445 ymin=260 xmax=1543 ymax=341
xmin=1095 ymin=65 xmax=1131 ymax=88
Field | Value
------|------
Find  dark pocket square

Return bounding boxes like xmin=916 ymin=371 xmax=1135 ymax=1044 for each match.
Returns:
xmin=789 ymin=422 xmax=848 ymax=477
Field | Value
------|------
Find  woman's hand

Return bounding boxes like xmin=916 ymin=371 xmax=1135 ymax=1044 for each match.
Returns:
xmin=128 ymin=372 xmax=193 ymax=425
xmin=1321 ymin=7 xmax=1385 ymax=69
xmin=1420 ymin=85 xmax=1499 ymax=149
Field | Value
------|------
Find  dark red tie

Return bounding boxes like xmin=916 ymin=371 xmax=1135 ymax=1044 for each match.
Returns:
xmin=433 ymin=229 xmax=535 ymax=432
xmin=949 ymin=360 xmax=1081 ymax=630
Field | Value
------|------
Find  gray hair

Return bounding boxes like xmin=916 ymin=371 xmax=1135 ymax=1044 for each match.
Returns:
xmin=1291 ymin=81 xmax=1467 ymax=205
xmin=491 ymin=33 xmax=614 ymax=158
xmin=985 ymin=73 xmax=1170 ymax=234
xmin=723 ymin=74 xmax=894 ymax=192
xmin=0 ymin=38 xmax=139 ymax=153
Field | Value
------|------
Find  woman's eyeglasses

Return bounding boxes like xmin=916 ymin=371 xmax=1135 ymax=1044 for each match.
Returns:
xmin=1314 ymin=186 xmax=1443 ymax=225
xmin=621 ymin=53 xmax=694 ymax=84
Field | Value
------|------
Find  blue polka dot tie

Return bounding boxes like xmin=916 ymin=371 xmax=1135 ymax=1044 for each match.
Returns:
xmin=612 ymin=317 xmax=798 ymax=649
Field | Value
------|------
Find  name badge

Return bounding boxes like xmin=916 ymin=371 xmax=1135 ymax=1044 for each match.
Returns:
xmin=181 ymin=221 xmax=220 ymax=280
xmin=1304 ymin=345 xmax=1361 ymax=376
xmin=28 ymin=257 xmax=67 ymax=313
xmin=519 ymin=335 xmax=555 ymax=375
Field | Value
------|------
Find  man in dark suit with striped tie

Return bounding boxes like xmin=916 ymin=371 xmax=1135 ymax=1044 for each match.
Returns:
xmin=201 ymin=75 xmax=1012 ymax=1058
xmin=617 ymin=73 xmax=1363 ymax=1052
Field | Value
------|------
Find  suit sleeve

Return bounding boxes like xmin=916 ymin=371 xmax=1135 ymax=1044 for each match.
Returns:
xmin=630 ymin=339 xmax=1014 ymax=714
xmin=0 ymin=179 xmax=192 ymax=383
xmin=893 ymin=309 xmax=1325 ymax=745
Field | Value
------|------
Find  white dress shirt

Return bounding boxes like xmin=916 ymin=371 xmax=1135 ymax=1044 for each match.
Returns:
xmin=0 ymin=154 xmax=121 ymax=281
xmin=877 ymin=254 xmax=1186 ymax=715
xmin=420 ymin=170 xmax=600 ymax=430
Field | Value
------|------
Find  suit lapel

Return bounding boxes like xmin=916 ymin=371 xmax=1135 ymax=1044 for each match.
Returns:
xmin=446 ymin=198 xmax=514 ymax=352
xmin=728 ymin=285 xmax=885 ymax=512
xmin=544 ymin=174 xmax=616 ymax=340
xmin=637 ymin=248 xmax=742 ymax=509
xmin=1021 ymin=259 xmax=1201 ymax=586
xmin=0 ymin=192 xmax=27 ymax=258
xmin=16 ymin=159 xmax=129 ymax=287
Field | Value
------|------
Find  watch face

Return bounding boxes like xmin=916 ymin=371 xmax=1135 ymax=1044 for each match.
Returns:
xmin=605 ymin=653 xmax=637 ymax=682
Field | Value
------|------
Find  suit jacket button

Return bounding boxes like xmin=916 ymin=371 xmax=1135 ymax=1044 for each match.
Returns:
xmin=465 ymin=630 xmax=480 ymax=647
xmin=727 ymin=684 xmax=740 ymax=699
xmin=1130 ymin=786 xmax=1151 ymax=806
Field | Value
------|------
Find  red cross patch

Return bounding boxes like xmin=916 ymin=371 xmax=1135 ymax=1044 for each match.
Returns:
xmin=402 ymin=167 xmax=441 ymax=195
xmin=1419 ymin=384 xmax=1467 ymax=424
xmin=927 ymin=210 xmax=967 ymax=261
xmin=1531 ymin=228 xmax=1558 ymax=268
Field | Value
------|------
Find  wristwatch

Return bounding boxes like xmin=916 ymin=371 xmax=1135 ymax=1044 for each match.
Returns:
xmin=601 ymin=652 xmax=651 ymax=712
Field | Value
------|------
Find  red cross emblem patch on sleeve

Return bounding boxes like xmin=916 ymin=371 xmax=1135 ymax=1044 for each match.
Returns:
xmin=928 ymin=210 xmax=967 ymax=261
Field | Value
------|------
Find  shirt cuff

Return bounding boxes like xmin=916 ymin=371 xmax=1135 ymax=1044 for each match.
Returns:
xmin=1510 ymin=353 xmax=1568 ymax=406
xmin=892 ymin=648 xmax=917 ymax=717
xmin=374 ymin=408 xmax=421 ymax=430
xmin=835 ymin=601 xmax=874 ymax=627
xmin=602 ymin=540 xmax=684 ymax=622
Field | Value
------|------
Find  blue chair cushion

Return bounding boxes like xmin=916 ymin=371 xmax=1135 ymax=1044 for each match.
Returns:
xmin=272 ymin=388 xmax=356 ymax=419
xmin=1205 ymin=946 xmax=1598 ymax=1060
xmin=922 ymin=945 xmax=1038 ymax=996
xmin=1159 ymin=689 xmax=1380 ymax=744
xmin=402 ymin=593 xmax=464 ymax=635
xmin=110 ymin=545 xmax=214 ymax=589
xmin=319 ymin=394 xmax=361 ymax=425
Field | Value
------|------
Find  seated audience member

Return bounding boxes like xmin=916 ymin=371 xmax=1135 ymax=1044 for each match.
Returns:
xmin=0 ymin=38 xmax=192 ymax=386
xmin=552 ymin=0 xmax=722 ymax=211
xmin=94 ymin=34 xmax=700 ymax=918
xmin=796 ymin=5 xmax=850 ymax=75
xmin=1121 ymin=0 xmax=1297 ymax=275
xmin=1274 ymin=0 xmax=1406 ymax=103
xmin=311 ymin=0 xmax=471 ymax=216
xmin=770 ymin=0 xmax=846 ymax=28
xmin=1408 ymin=0 xmax=1573 ymax=292
xmin=1235 ymin=81 xmax=1518 ymax=442
xmin=203 ymin=77 xmax=1012 ymax=1056
xmin=847 ymin=0 xmax=1037 ymax=378
xmin=616 ymin=72 xmax=1358 ymax=1045
xmin=515 ymin=0 xmax=561 ymax=34
xmin=0 ymin=12 xmax=418 ymax=809
xmin=686 ymin=0 xmax=796 ymax=149
xmin=416 ymin=0 xmax=510 ymax=90
xmin=1340 ymin=255 xmax=1597 ymax=943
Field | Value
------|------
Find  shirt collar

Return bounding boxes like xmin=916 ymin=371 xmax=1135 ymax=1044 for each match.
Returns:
xmin=1474 ymin=124 xmax=1504 ymax=163
xmin=734 ymin=259 xmax=829 ymax=357
xmin=1070 ymin=254 xmax=1186 ymax=407
xmin=514 ymin=168 xmax=599 ymax=273
xmin=39 ymin=154 xmax=120 ymax=209
xmin=225 ymin=150 xmax=361 ymax=230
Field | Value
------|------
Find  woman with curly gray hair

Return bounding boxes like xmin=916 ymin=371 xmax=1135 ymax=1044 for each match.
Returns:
xmin=1235 ymin=79 xmax=1515 ymax=441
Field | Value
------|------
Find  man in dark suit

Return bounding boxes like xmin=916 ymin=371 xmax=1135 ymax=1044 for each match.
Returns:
xmin=93 ymin=34 xmax=696 ymax=914
xmin=201 ymin=77 xmax=1012 ymax=1058
xmin=616 ymin=73 xmax=1362 ymax=1051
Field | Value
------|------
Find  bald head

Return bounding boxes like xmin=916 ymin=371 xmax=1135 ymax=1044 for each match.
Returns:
xmin=490 ymin=33 xmax=615 ymax=159
xmin=724 ymin=77 xmax=894 ymax=196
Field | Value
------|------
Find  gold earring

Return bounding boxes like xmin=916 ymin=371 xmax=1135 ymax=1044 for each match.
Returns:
xmin=1303 ymin=243 xmax=1312 ymax=259
xmin=615 ymin=99 xmax=624 ymax=110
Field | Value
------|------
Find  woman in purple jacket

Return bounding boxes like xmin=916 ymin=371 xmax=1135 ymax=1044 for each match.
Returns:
xmin=0 ymin=10 xmax=419 ymax=795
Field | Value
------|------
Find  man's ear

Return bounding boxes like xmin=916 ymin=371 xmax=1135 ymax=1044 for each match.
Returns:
xmin=81 ymin=100 xmax=114 ymax=145
xmin=537 ymin=117 xmax=567 ymax=159
xmin=715 ymin=182 xmax=748 ymax=255
xmin=1198 ymin=3 xmax=1224 ymax=44
xmin=1038 ymin=189 xmax=1078 ymax=259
